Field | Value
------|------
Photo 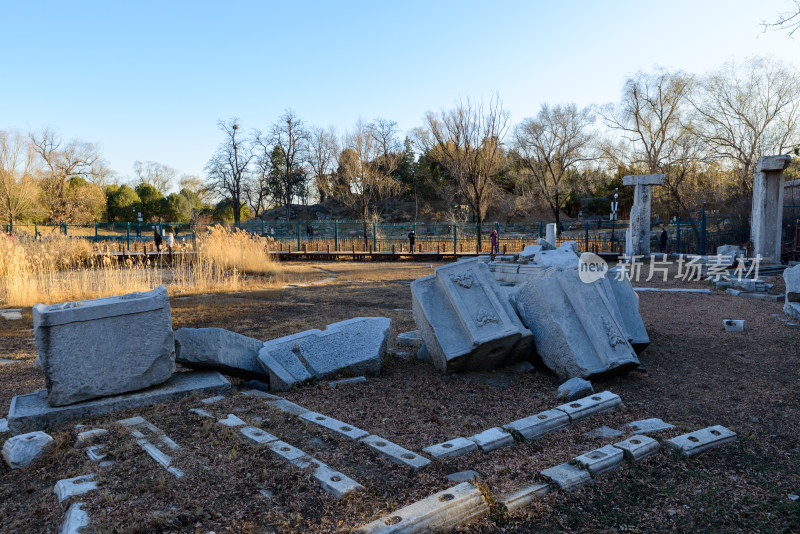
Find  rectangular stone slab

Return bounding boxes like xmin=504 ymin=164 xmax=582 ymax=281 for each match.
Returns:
xmin=499 ymin=483 xmax=550 ymax=513
xmin=503 ymin=409 xmax=570 ymax=441
xmin=624 ymin=418 xmax=675 ymax=434
xmin=613 ymin=435 xmax=660 ymax=460
xmin=268 ymin=440 xmax=309 ymax=463
xmin=666 ymin=425 xmax=737 ymax=456
xmin=360 ymin=435 xmax=431 ymax=470
xmin=554 ymin=391 xmax=622 ymax=422
xmin=467 ymin=427 xmax=514 ymax=452
xmin=573 ymin=444 xmax=624 ymax=474
xmin=312 ymin=464 xmax=364 ymax=499
xmin=422 ymin=437 xmax=477 ymax=459
xmin=54 ymin=474 xmax=97 ymax=503
xmin=239 ymin=426 xmax=279 ymax=445
xmin=299 ymin=411 xmax=369 ymax=441
xmin=356 ymin=482 xmax=488 ymax=533
xmin=266 ymin=398 xmax=309 ymax=416
xmin=34 ymin=286 xmax=175 ymax=406
xmin=540 ymin=463 xmax=591 ymax=490
xmin=7 ymin=371 xmax=231 ymax=433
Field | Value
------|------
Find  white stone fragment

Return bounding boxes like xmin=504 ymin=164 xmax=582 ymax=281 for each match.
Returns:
xmin=540 ymin=463 xmax=591 ymax=490
xmin=267 ymin=398 xmax=309 ymax=416
xmin=312 ymin=464 xmax=365 ymax=499
xmin=1 ymin=311 xmax=23 ymax=320
xmin=556 ymin=377 xmax=594 ymax=401
xmin=613 ymin=435 xmax=660 ymax=461
xmin=239 ymin=426 xmax=279 ymax=445
xmin=174 ymin=327 xmax=266 ymax=377
xmin=189 ymin=408 xmax=214 ymax=418
xmin=2 ymin=431 xmax=55 ymax=468
xmin=268 ymin=440 xmax=309 ymax=463
xmin=355 ymin=482 xmax=488 ymax=533
xmin=74 ymin=428 xmax=108 ymax=448
xmin=137 ymin=439 xmax=184 ymax=478
xmin=0 ymin=418 xmax=7 ymax=433
xmin=624 ymin=418 xmax=675 ymax=434
xmin=584 ymin=426 xmax=623 ymax=439
xmin=200 ymin=395 xmax=225 ymax=405
xmin=422 ymin=437 xmax=477 ymax=459
xmin=360 ymin=435 xmax=431 ymax=470
xmin=467 ymin=427 xmax=514 ymax=452
xmin=573 ymin=444 xmax=624 ymax=474
xmin=396 ymin=330 xmax=423 ymax=347
xmin=54 ymin=474 xmax=98 ymax=503
xmin=239 ymin=388 xmax=280 ymax=399
xmin=85 ymin=444 xmax=107 ymax=462
xmin=554 ymin=391 xmax=622 ymax=422
xmin=503 ymin=409 xmax=570 ymax=441
xmin=666 ymin=425 xmax=737 ymax=456
xmin=218 ymin=414 xmax=247 ymax=427
xmin=299 ymin=411 xmax=369 ymax=440
xmin=59 ymin=501 xmax=90 ymax=534
xmin=499 ymin=483 xmax=550 ymax=513
xmin=328 ymin=376 xmax=367 ymax=387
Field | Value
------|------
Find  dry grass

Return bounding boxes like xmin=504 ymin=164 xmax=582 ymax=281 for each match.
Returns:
xmin=0 ymin=228 xmax=294 ymax=307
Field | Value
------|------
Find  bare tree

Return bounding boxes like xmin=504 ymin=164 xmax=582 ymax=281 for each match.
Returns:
xmin=29 ymin=128 xmax=106 ymax=222
xmin=134 ymin=161 xmax=177 ymax=194
xmin=421 ymin=96 xmax=510 ymax=231
xmin=338 ymin=119 xmax=400 ymax=228
xmin=204 ymin=118 xmax=253 ymax=224
xmin=368 ymin=118 xmax=401 ymax=160
xmin=308 ymin=126 xmax=339 ymax=203
xmin=0 ymin=130 xmax=40 ymax=223
xmin=254 ymin=110 xmax=310 ymax=220
xmin=514 ymin=103 xmax=595 ymax=226
xmin=244 ymin=159 xmax=272 ymax=218
xmin=691 ymin=57 xmax=800 ymax=195
xmin=763 ymin=0 xmax=800 ymax=36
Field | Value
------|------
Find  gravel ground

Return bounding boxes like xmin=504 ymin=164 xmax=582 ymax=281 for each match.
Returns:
xmin=0 ymin=261 xmax=798 ymax=533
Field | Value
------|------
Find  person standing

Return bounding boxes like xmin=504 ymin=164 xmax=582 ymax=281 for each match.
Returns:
xmin=407 ymin=229 xmax=417 ymax=253
xmin=659 ymin=227 xmax=668 ymax=254
xmin=490 ymin=229 xmax=499 ymax=255
xmin=153 ymin=227 xmax=163 ymax=252
xmin=167 ymin=232 xmax=175 ymax=255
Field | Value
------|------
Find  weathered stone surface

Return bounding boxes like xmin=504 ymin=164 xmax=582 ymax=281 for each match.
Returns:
xmin=623 ymin=174 xmax=664 ymax=256
xmin=666 ymin=425 xmax=737 ymax=456
xmin=540 ymin=463 xmax=591 ymax=490
xmin=240 ymin=426 xmax=279 ymax=444
xmin=200 ymin=395 xmax=225 ymax=404
xmin=555 ymin=391 xmax=622 ymax=422
xmin=446 ymin=470 xmax=480 ymax=483
xmin=518 ymin=244 xmax=544 ymax=261
xmin=8 ymin=371 xmax=231 ymax=433
xmin=0 ymin=419 xmax=7 ymax=433
xmin=529 ymin=243 xmax=579 ymax=269
xmin=299 ymin=411 xmax=369 ymax=440
xmin=545 ymin=224 xmax=557 ymax=246
xmin=174 ymin=327 xmax=265 ymax=377
xmin=266 ymin=398 xmax=309 ymax=416
xmin=329 ymin=376 xmax=367 ymax=387
xmin=556 ymin=377 xmax=593 ymax=401
xmin=423 ymin=437 xmax=478 ymax=459
xmin=218 ymin=414 xmax=247 ymax=427
xmin=624 ymin=418 xmax=675 ymax=434
xmin=503 ymin=409 xmax=570 ymax=441
xmin=416 ymin=343 xmax=430 ymax=361
xmin=33 ymin=286 xmax=175 ymax=406
xmin=468 ymin=427 xmax=514 ymax=452
xmin=584 ymin=426 xmax=623 ymax=439
xmin=396 ymin=330 xmax=423 ymax=347
xmin=752 ymin=155 xmax=792 ymax=263
xmin=360 ymin=434 xmax=431 ymax=470
xmin=717 ymin=245 xmax=745 ymax=262
xmin=59 ymin=501 xmax=90 ymax=534
xmin=54 ymin=474 xmax=97 ymax=503
xmin=312 ymin=463 xmax=364 ymax=499
xmin=356 ymin=482 xmax=488 ymax=533
xmin=574 ymin=444 xmax=624 ymax=474
xmin=598 ymin=267 xmax=650 ymax=351
xmin=613 ymin=435 xmax=660 ymax=460
xmin=2 ymin=431 xmax=54 ymax=468
xmin=411 ymin=259 xmax=532 ymax=374
xmin=258 ymin=317 xmax=390 ymax=391
xmin=74 ymin=428 xmax=107 ymax=448
xmin=512 ymin=269 xmax=639 ymax=380
xmin=499 ymin=483 xmax=550 ymax=512
xmin=785 ymin=265 xmax=800 ymax=321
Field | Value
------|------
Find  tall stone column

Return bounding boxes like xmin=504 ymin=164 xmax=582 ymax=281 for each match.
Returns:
xmin=622 ymin=174 xmax=664 ymax=256
xmin=751 ymin=155 xmax=792 ymax=264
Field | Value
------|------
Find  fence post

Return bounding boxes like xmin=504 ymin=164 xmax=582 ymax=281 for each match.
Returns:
xmin=539 ymin=221 xmax=544 ymax=238
xmin=334 ymin=221 xmax=339 ymax=251
xmin=94 ymin=222 xmax=98 ymax=243
xmin=700 ymin=210 xmax=706 ymax=255
xmin=34 ymin=222 xmax=37 ymax=238
xmin=676 ymin=217 xmax=681 ymax=254
xmin=373 ymin=221 xmax=377 ymax=250
xmin=296 ymin=222 xmax=301 ymax=250
xmin=126 ymin=222 xmax=130 ymax=251
xmin=261 ymin=220 xmax=265 ymax=236
xmin=453 ymin=223 xmax=457 ymax=252
xmin=63 ymin=223 xmax=67 ymax=236
xmin=584 ymin=220 xmax=589 ymax=252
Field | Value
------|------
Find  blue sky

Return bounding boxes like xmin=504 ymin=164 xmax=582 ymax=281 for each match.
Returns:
xmin=1 ymin=0 xmax=798 ymax=189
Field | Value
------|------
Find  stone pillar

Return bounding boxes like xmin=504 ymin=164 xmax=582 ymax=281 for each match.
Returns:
xmin=751 ymin=155 xmax=792 ymax=264
xmin=545 ymin=223 xmax=556 ymax=246
xmin=622 ymin=174 xmax=665 ymax=256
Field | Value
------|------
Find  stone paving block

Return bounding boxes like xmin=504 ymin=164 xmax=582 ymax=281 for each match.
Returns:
xmin=540 ymin=463 xmax=591 ymax=490
xmin=312 ymin=464 xmax=364 ymax=499
xmin=613 ymin=435 xmax=660 ymax=461
xmin=446 ymin=470 xmax=480 ymax=483
xmin=8 ymin=371 xmax=231 ymax=433
xmin=666 ymin=425 xmax=737 ymax=456
xmin=468 ymin=427 xmax=514 ymax=452
xmin=118 ymin=417 xmax=184 ymax=478
xmin=218 ymin=414 xmax=247 ymax=427
xmin=266 ymin=398 xmax=309 ymax=416
xmin=360 ymin=435 xmax=431 ymax=470
xmin=137 ymin=439 xmax=184 ymax=478
xmin=2 ymin=431 xmax=55 ymax=468
xmin=268 ymin=440 xmax=309 ymax=463
xmin=499 ymin=483 xmax=551 ymax=512
xmin=422 ymin=437 xmax=477 ymax=459
xmin=503 ymin=409 xmax=570 ymax=441
xmin=299 ymin=411 xmax=369 ymax=440
xmin=554 ymin=391 xmax=622 ymax=422
xmin=59 ymin=501 xmax=90 ymax=534
xmin=34 ymin=286 xmax=175 ymax=406
xmin=85 ymin=444 xmax=108 ymax=462
xmin=74 ymin=428 xmax=107 ymax=448
xmin=396 ymin=330 xmax=423 ymax=347
xmin=584 ymin=426 xmax=623 ymax=439
xmin=328 ymin=376 xmax=367 ymax=387
xmin=356 ymin=482 xmax=488 ymax=533
xmin=573 ymin=444 xmax=624 ymax=474
xmin=189 ymin=408 xmax=214 ymax=418
xmin=200 ymin=395 xmax=225 ymax=405
xmin=239 ymin=388 xmax=280 ymax=399
xmin=240 ymin=426 xmax=279 ymax=445
xmin=0 ymin=418 xmax=7 ymax=433
xmin=54 ymin=474 xmax=97 ymax=503
xmin=624 ymin=418 xmax=675 ymax=434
